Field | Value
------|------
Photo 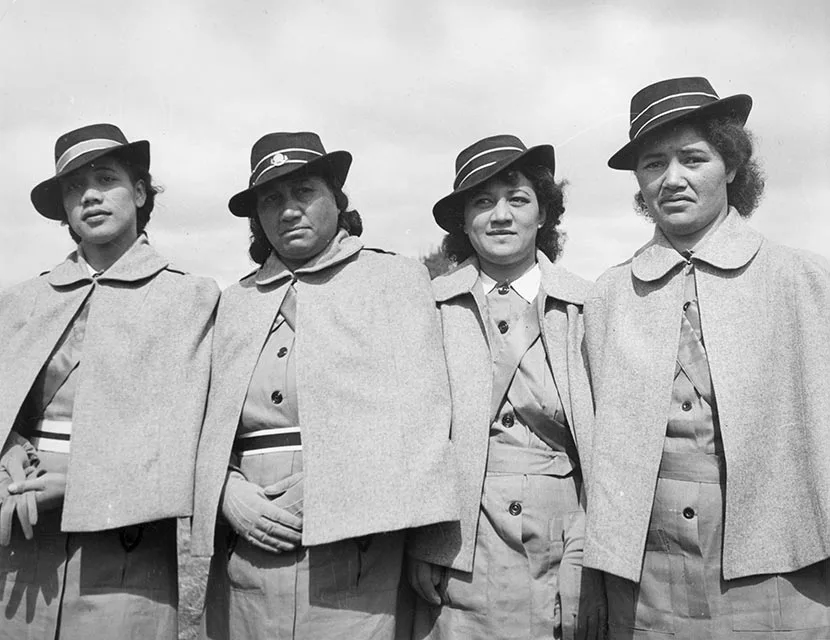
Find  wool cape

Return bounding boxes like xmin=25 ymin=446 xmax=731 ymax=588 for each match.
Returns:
xmin=0 ymin=235 xmax=219 ymax=531
xmin=583 ymin=209 xmax=830 ymax=582
xmin=191 ymin=231 xmax=458 ymax=556
xmin=407 ymin=252 xmax=594 ymax=572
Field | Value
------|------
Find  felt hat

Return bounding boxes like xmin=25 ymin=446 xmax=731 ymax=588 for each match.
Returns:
xmin=608 ymin=76 xmax=752 ymax=170
xmin=31 ymin=123 xmax=150 ymax=220
xmin=228 ymin=131 xmax=352 ymax=217
xmin=433 ymin=134 xmax=555 ymax=232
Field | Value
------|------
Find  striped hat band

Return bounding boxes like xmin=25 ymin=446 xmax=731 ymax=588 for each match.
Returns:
xmin=454 ymin=146 xmax=525 ymax=190
xmin=250 ymin=148 xmax=324 ymax=187
xmin=629 ymin=92 xmax=719 ymax=140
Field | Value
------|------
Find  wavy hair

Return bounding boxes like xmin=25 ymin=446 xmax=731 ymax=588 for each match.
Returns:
xmin=635 ymin=117 xmax=765 ymax=218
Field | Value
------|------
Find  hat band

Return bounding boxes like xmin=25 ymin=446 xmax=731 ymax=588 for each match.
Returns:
xmin=454 ymin=146 xmax=524 ymax=185
xmin=55 ymin=138 xmax=124 ymax=173
xmin=630 ymin=91 xmax=718 ymax=128
xmin=250 ymin=148 xmax=323 ymax=183
xmin=632 ymin=105 xmax=703 ymax=140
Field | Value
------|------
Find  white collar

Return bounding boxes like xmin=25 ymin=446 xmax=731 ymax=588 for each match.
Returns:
xmin=479 ymin=263 xmax=541 ymax=303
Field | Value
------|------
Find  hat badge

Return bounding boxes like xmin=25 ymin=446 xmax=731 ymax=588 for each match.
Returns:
xmin=270 ymin=152 xmax=288 ymax=167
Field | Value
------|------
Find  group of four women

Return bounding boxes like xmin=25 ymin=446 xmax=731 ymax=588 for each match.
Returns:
xmin=1 ymin=75 xmax=828 ymax=640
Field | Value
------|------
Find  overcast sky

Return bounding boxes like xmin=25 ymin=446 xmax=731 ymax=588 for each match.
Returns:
xmin=1 ymin=0 xmax=828 ymax=289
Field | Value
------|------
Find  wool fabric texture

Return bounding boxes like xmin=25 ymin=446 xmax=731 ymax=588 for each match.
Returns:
xmin=583 ymin=209 xmax=830 ymax=582
xmin=0 ymin=235 xmax=219 ymax=531
xmin=192 ymin=231 xmax=458 ymax=555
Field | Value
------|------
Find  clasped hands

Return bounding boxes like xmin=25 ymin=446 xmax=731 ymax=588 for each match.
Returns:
xmin=0 ymin=438 xmax=67 ymax=546
xmin=221 ymin=470 xmax=303 ymax=555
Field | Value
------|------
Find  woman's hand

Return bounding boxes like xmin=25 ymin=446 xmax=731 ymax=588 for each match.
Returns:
xmin=407 ymin=556 xmax=445 ymax=605
xmin=0 ymin=442 xmax=41 ymax=546
xmin=221 ymin=471 xmax=302 ymax=554
xmin=8 ymin=471 xmax=67 ymax=513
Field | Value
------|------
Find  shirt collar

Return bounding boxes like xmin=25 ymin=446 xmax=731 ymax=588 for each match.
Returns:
xmin=433 ymin=251 xmax=587 ymax=305
xmin=255 ymin=229 xmax=364 ymax=286
xmin=478 ymin=263 xmax=540 ymax=303
xmin=47 ymin=235 xmax=169 ymax=287
xmin=631 ymin=207 xmax=764 ymax=282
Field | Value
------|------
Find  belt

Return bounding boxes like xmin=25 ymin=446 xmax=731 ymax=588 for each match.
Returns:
xmin=486 ymin=443 xmax=576 ymax=477
xmin=234 ymin=426 xmax=301 ymax=456
xmin=658 ymin=451 xmax=723 ymax=484
xmin=30 ymin=419 xmax=72 ymax=454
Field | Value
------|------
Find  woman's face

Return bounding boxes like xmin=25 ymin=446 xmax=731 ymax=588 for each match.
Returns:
xmin=463 ymin=171 xmax=543 ymax=276
xmin=635 ymin=124 xmax=736 ymax=246
xmin=256 ymin=174 xmax=340 ymax=264
xmin=60 ymin=156 xmax=145 ymax=249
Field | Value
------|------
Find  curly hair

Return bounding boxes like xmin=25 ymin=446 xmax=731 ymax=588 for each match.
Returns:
xmin=441 ymin=163 xmax=567 ymax=265
xmin=247 ymin=170 xmax=363 ymax=265
xmin=63 ymin=153 xmax=161 ymax=243
xmin=634 ymin=117 xmax=765 ymax=218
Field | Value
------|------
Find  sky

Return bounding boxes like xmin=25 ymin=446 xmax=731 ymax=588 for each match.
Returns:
xmin=1 ymin=0 xmax=828 ymax=289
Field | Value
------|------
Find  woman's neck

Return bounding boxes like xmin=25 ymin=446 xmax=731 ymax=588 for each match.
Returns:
xmin=478 ymin=254 xmax=537 ymax=284
xmin=80 ymin=236 xmax=137 ymax=273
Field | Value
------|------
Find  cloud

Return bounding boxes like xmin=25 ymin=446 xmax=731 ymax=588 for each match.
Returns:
xmin=1 ymin=0 xmax=827 ymax=292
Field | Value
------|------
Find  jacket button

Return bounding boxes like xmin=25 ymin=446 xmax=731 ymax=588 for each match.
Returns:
xmin=498 ymin=283 xmax=510 ymax=295
xmin=683 ymin=301 xmax=691 ymax=311
xmin=271 ymin=391 xmax=283 ymax=405
xmin=681 ymin=401 xmax=692 ymax=412
xmin=498 ymin=320 xmax=509 ymax=334
xmin=683 ymin=507 xmax=695 ymax=519
xmin=277 ymin=347 xmax=288 ymax=358
xmin=501 ymin=413 xmax=515 ymax=428
xmin=508 ymin=501 xmax=522 ymax=516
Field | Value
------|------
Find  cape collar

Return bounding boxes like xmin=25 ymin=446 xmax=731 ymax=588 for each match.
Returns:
xmin=631 ymin=208 xmax=764 ymax=282
xmin=255 ymin=229 xmax=364 ymax=286
xmin=433 ymin=251 xmax=588 ymax=305
xmin=47 ymin=235 xmax=169 ymax=287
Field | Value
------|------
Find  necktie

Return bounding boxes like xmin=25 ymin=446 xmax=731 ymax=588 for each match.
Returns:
xmin=676 ymin=263 xmax=713 ymax=404
xmin=279 ymin=280 xmax=297 ymax=331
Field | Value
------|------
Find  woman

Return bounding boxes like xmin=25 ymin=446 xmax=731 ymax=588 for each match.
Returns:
xmin=409 ymin=135 xmax=605 ymax=640
xmin=584 ymin=76 xmax=830 ymax=638
xmin=0 ymin=123 xmax=218 ymax=639
xmin=191 ymin=131 xmax=457 ymax=640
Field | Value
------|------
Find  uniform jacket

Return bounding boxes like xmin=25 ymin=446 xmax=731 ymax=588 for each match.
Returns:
xmin=0 ymin=235 xmax=219 ymax=531
xmin=408 ymin=252 xmax=594 ymax=572
xmin=584 ymin=209 xmax=830 ymax=581
xmin=191 ymin=232 xmax=458 ymax=556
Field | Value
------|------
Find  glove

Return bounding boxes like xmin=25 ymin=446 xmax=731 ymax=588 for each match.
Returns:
xmin=263 ymin=472 xmax=303 ymax=519
xmin=557 ymin=510 xmax=608 ymax=640
xmin=8 ymin=471 xmax=67 ymax=513
xmin=407 ymin=556 xmax=446 ymax=605
xmin=221 ymin=470 xmax=302 ymax=555
xmin=0 ymin=441 xmax=41 ymax=546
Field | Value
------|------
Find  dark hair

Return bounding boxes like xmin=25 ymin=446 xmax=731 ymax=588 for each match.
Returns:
xmin=247 ymin=170 xmax=363 ymax=265
xmin=634 ymin=117 xmax=765 ymax=218
xmin=441 ymin=163 xmax=567 ymax=264
xmin=63 ymin=152 xmax=161 ymax=243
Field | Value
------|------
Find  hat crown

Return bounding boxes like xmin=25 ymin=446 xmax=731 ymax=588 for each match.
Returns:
xmin=54 ymin=123 xmax=130 ymax=163
xmin=453 ymin=134 xmax=529 ymax=190
xmin=627 ymin=76 xmax=722 ymax=141
xmin=247 ymin=131 xmax=330 ymax=188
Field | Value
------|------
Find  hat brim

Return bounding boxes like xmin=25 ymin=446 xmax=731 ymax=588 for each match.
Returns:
xmin=31 ymin=140 xmax=150 ymax=220
xmin=228 ymin=150 xmax=352 ymax=218
xmin=432 ymin=144 xmax=555 ymax=233
xmin=608 ymin=94 xmax=752 ymax=170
